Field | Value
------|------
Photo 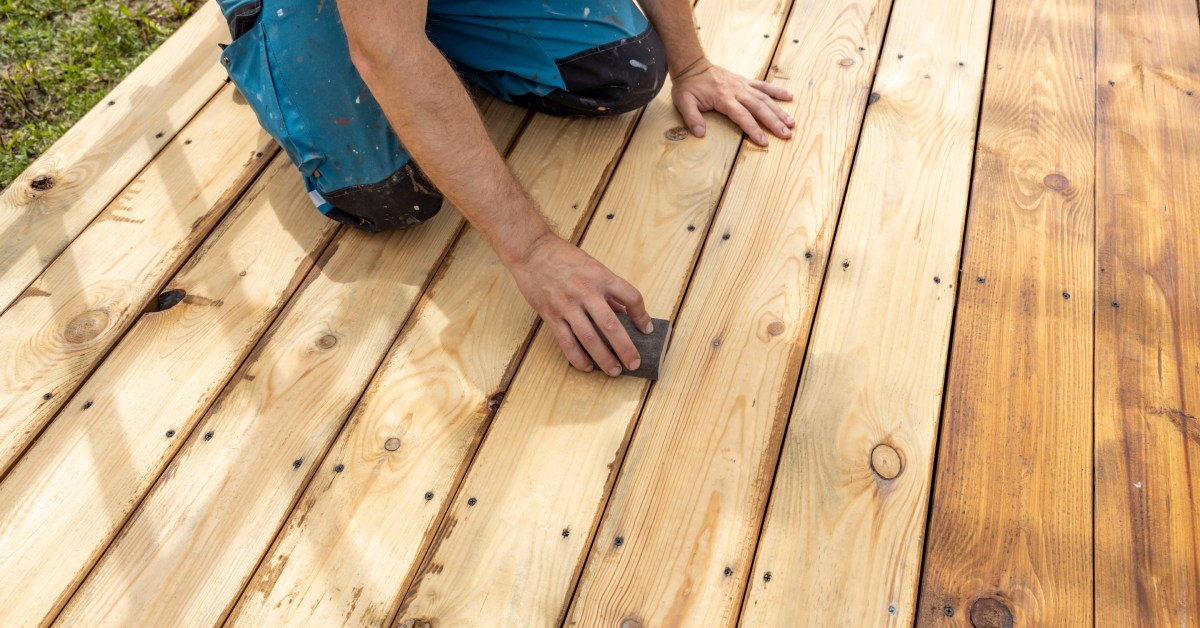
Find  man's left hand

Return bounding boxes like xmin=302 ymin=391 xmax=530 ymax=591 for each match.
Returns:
xmin=671 ymin=59 xmax=794 ymax=146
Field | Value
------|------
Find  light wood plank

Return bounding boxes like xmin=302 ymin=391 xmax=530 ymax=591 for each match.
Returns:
xmin=54 ymin=99 xmax=526 ymax=627
xmin=0 ymin=154 xmax=336 ymax=627
xmin=1094 ymin=0 xmax=1200 ymax=623
xmin=0 ymin=85 xmax=276 ymax=477
xmin=569 ymin=0 xmax=985 ymax=624
xmin=0 ymin=2 xmax=231 ymax=311
xmin=392 ymin=1 xmax=790 ymax=625
xmin=228 ymin=108 xmax=638 ymax=627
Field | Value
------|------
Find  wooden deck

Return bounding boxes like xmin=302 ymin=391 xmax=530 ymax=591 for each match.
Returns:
xmin=1 ymin=0 xmax=1197 ymax=625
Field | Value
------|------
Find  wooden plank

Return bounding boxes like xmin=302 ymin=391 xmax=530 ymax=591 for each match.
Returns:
xmin=915 ymin=0 xmax=1096 ymax=625
xmin=571 ymin=0 xmax=986 ymax=624
xmin=227 ymin=107 xmax=640 ymax=627
xmin=779 ymin=0 xmax=1076 ymax=624
xmin=0 ymin=84 xmax=276 ymax=477
xmin=0 ymin=154 xmax=337 ymax=627
xmin=54 ymin=99 xmax=526 ymax=627
xmin=0 ymin=2 xmax=231 ymax=311
xmin=392 ymin=1 xmax=790 ymax=625
xmin=1093 ymin=0 xmax=1200 ymax=623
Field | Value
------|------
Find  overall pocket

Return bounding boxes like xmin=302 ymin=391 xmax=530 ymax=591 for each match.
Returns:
xmin=220 ymin=14 xmax=324 ymax=178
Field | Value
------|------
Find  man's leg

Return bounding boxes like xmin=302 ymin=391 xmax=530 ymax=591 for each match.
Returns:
xmin=215 ymin=0 xmax=443 ymax=233
xmin=426 ymin=0 xmax=668 ymax=116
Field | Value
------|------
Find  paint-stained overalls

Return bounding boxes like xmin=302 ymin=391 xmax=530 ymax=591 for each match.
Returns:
xmin=215 ymin=0 xmax=667 ymax=232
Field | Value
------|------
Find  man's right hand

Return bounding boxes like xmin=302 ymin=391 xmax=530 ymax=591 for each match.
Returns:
xmin=508 ymin=233 xmax=654 ymax=376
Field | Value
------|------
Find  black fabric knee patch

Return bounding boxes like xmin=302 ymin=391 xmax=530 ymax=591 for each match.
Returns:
xmin=321 ymin=163 xmax=444 ymax=233
xmin=510 ymin=25 xmax=668 ymax=117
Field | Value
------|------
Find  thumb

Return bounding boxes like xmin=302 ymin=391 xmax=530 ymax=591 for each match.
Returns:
xmin=676 ymin=93 xmax=707 ymax=138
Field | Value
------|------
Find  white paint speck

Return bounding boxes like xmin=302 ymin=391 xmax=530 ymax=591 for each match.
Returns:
xmin=583 ymin=7 xmax=590 ymax=17
xmin=355 ymin=96 xmax=361 ymax=104
xmin=276 ymin=8 xmax=284 ymax=17
xmin=413 ymin=205 xmax=420 ymax=211
xmin=1135 ymin=481 xmax=1143 ymax=488
xmin=629 ymin=59 xmax=648 ymax=70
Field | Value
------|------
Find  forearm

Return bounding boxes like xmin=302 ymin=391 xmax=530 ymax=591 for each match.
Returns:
xmin=341 ymin=5 xmax=551 ymax=265
xmin=637 ymin=0 xmax=708 ymax=77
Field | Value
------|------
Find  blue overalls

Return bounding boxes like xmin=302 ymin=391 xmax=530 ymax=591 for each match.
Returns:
xmin=215 ymin=0 xmax=666 ymax=231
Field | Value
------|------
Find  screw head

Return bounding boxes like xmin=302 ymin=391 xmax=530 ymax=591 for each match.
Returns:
xmin=944 ymin=606 xmax=954 ymax=617
xmin=42 ymin=392 xmax=53 ymax=400
xmin=723 ymin=567 xmax=733 ymax=576
xmin=763 ymin=571 xmax=772 ymax=582
xmin=334 ymin=464 xmax=345 ymax=473
xmin=204 ymin=431 xmax=214 ymax=440
xmin=614 ymin=536 xmax=624 ymax=547
xmin=166 ymin=430 xmax=175 ymax=438
xmin=292 ymin=459 xmax=302 ymax=469
xmin=562 ymin=529 xmax=570 ymax=537
xmin=424 ymin=491 xmax=434 ymax=500
xmin=1112 ymin=300 xmax=1120 ymax=308
xmin=468 ymin=497 xmax=477 ymax=506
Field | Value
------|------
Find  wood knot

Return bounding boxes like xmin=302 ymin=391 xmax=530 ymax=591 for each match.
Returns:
xmin=31 ymin=174 xmax=56 ymax=191
xmin=150 ymin=289 xmax=186 ymax=313
xmin=65 ymin=309 xmax=110 ymax=344
xmin=870 ymin=443 xmax=903 ymax=480
xmin=838 ymin=57 xmax=855 ymax=67
xmin=316 ymin=334 xmax=338 ymax=350
xmin=620 ymin=618 xmax=643 ymax=628
xmin=384 ymin=437 xmax=401 ymax=452
xmin=398 ymin=621 xmax=433 ymax=628
xmin=1043 ymin=173 xmax=1070 ymax=191
xmin=665 ymin=126 xmax=689 ymax=141
xmin=970 ymin=597 xmax=1014 ymax=628
xmin=766 ymin=321 xmax=785 ymax=337
xmin=868 ymin=92 xmax=881 ymax=105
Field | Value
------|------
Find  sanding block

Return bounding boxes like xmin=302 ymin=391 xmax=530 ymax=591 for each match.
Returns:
xmin=598 ymin=314 xmax=672 ymax=380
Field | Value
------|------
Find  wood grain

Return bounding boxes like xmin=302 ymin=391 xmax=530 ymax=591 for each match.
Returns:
xmin=1094 ymin=0 xmax=1200 ymax=623
xmin=53 ymin=99 xmax=526 ymax=627
xmin=0 ymin=85 xmax=276 ymax=477
xmin=389 ymin=2 xmax=791 ymax=626
xmin=227 ymin=108 xmax=639 ymax=627
xmin=0 ymin=154 xmax=336 ymax=627
xmin=0 ymin=2 xmax=230 ymax=311
xmin=570 ymin=0 xmax=983 ymax=623
xmin=914 ymin=0 xmax=1096 ymax=625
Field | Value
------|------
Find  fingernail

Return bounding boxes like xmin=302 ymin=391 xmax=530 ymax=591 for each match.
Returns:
xmin=785 ymin=115 xmax=795 ymax=124
xmin=692 ymin=125 xmax=704 ymax=136
xmin=629 ymin=359 xmax=641 ymax=371
xmin=643 ymin=321 xmax=655 ymax=334
xmin=584 ymin=363 xmax=594 ymax=372
xmin=608 ymin=367 xmax=622 ymax=377
xmin=758 ymin=134 xmax=768 ymax=144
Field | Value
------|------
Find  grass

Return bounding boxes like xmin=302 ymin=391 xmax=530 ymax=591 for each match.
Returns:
xmin=0 ymin=0 xmax=207 ymax=189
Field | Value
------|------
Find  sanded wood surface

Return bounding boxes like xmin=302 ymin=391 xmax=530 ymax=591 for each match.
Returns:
xmin=917 ymin=0 xmax=1096 ymax=625
xmin=568 ymin=0 xmax=895 ymax=625
xmin=1093 ymin=0 xmax=1200 ymax=623
xmin=54 ymin=99 xmax=525 ymax=627
xmin=393 ymin=2 xmax=790 ymax=625
xmin=0 ymin=154 xmax=336 ymax=626
xmin=0 ymin=2 xmax=230 ymax=311
xmin=227 ymin=108 xmax=640 ymax=627
xmin=0 ymin=85 xmax=275 ymax=477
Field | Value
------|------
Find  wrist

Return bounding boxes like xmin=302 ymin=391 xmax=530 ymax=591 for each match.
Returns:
xmin=670 ymin=54 xmax=711 ymax=81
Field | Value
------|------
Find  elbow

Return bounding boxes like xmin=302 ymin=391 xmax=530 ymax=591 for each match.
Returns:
xmin=345 ymin=31 xmax=431 ymax=87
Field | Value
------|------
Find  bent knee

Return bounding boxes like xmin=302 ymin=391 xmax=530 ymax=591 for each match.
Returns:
xmin=514 ymin=26 xmax=667 ymax=117
xmin=323 ymin=163 xmax=444 ymax=233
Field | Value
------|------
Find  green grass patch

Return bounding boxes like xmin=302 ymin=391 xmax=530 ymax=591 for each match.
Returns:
xmin=1 ymin=0 xmax=206 ymax=189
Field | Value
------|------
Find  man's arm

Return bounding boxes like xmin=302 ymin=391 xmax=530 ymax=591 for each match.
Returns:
xmin=338 ymin=0 xmax=653 ymax=377
xmin=639 ymin=0 xmax=796 ymax=146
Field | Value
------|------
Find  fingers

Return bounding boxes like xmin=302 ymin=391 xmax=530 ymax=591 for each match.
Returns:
xmin=751 ymin=79 xmax=794 ymax=102
xmin=742 ymin=91 xmax=792 ymax=139
xmin=550 ymin=319 xmax=594 ymax=373
xmin=754 ymin=89 xmax=795 ymax=130
xmin=676 ymin=92 xmax=708 ymax=138
xmin=606 ymin=277 xmax=653 ymax=334
xmin=585 ymin=298 xmax=642 ymax=374
xmin=719 ymin=98 xmax=768 ymax=146
xmin=566 ymin=310 xmax=623 ymax=377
